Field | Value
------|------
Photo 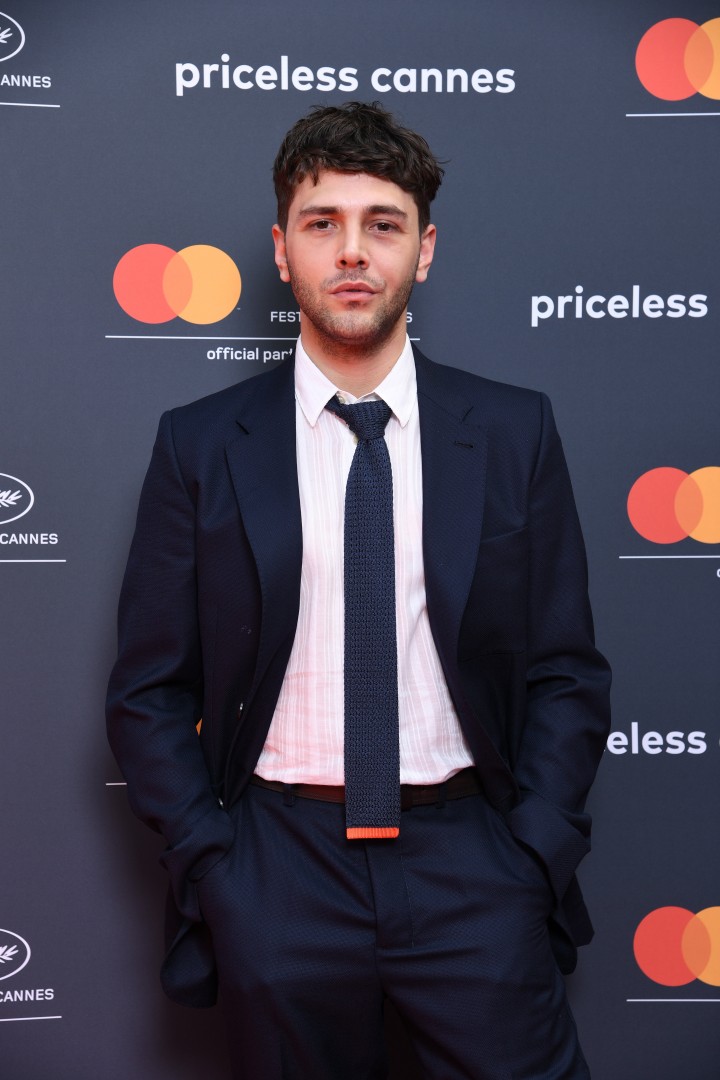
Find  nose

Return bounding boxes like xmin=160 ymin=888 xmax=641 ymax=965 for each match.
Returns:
xmin=336 ymin=225 xmax=368 ymax=269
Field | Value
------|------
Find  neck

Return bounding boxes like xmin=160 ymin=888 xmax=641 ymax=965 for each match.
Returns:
xmin=299 ymin=318 xmax=407 ymax=398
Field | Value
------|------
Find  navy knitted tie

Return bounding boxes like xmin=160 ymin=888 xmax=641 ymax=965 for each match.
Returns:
xmin=325 ymin=396 xmax=400 ymax=839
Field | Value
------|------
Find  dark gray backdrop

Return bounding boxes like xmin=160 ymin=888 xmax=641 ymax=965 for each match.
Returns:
xmin=2 ymin=1 xmax=719 ymax=1077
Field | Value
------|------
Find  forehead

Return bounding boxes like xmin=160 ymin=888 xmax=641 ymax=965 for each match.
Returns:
xmin=286 ymin=170 xmax=418 ymax=223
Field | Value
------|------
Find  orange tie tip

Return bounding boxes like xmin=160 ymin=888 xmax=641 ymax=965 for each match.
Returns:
xmin=346 ymin=826 xmax=400 ymax=840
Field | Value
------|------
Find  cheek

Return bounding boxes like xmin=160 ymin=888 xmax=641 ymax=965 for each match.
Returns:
xmin=382 ymin=248 xmax=421 ymax=284
xmin=288 ymin=246 xmax=326 ymax=284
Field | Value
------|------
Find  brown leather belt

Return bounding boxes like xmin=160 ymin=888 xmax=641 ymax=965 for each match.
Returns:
xmin=250 ymin=766 xmax=482 ymax=809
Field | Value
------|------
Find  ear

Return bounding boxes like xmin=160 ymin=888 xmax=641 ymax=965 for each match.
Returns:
xmin=415 ymin=224 xmax=436 ymax=284
xmin=272 ymin=224 xmax=290 ymax=283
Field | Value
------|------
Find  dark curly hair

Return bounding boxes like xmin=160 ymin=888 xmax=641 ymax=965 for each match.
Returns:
xmin=273 ymin=101 xmax=444 ymax=233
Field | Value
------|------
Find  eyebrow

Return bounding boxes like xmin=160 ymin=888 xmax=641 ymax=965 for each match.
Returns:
xmin=295 ymin=204 xmax=409 ymax=221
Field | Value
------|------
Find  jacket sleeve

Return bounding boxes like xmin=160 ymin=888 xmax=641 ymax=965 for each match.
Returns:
xmin=106 ymin=410 xmax=234 ymax=922
xmin=507 ymin=392 xmax=611 ymax=903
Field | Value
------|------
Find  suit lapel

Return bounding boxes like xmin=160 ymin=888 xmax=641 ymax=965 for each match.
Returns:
xmin=224 ymin=359 xmax=302 ymax=702
xmin=415 ymin=348 xmax=518 ymax=809
xmin=415 ymin=348 xmax=488 ymax=670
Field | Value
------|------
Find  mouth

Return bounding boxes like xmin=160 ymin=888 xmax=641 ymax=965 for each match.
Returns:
xmin=329 ymin=281 xmax=376 ymax=299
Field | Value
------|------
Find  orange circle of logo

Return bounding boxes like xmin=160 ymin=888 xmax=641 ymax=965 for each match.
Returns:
xmin=627 ymin=467 xmax=720 ymax=544
xmin=634 ymin=907 xmax=720 ymax=986
xmin=113 ymin=243 xmax=242 ymax=325
xmin=636 ymin=18 xmax=720 ymax=100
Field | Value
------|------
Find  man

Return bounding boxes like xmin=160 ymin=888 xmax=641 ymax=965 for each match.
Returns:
xmin=107 ymin=102 xmax=611 ymax=1079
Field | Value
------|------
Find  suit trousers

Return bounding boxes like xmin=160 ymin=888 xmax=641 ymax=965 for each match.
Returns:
xmin=196 ymin=782 xmax=590 ymax=1080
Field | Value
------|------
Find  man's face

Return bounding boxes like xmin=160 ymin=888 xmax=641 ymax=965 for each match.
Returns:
xmin=272 ymin=170 xmax=435 ymax=353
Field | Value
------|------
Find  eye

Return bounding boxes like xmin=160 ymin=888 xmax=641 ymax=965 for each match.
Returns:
xmin=310 ymin=219 xmax=334 ymax=231
xmin=372 ymin=221 xmax=397 ymax=233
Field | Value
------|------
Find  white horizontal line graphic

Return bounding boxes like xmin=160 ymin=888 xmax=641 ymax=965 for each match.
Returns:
xmin=626 ymin=112 xmax=720 ymax=118
xmin=105 ymin=335 xmax=422 ymax=342
xmin=0 ymin=101 xmax=61 ymax=108
xmin=105 ymin=335 xmax=298 ymax=341
xmin=627 ymin=998 xmax=720 ymax=1003
xmin=0 ymin=1015 xmax=63 ymax=1022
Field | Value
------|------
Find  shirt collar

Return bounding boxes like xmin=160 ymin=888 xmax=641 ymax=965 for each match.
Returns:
xmin=294 ymin=335 xmax=416 ymax=429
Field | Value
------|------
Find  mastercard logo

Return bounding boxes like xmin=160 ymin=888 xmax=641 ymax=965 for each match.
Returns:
xmin=636 ymin=18 xmax=720 ymax=100
xmin=113 ymin=243 xmax=242 ymax=325
xmin=634 ymin=907 xmax=720 ymax=986
xmin=627 ymin=467 xmax=720 ymax=544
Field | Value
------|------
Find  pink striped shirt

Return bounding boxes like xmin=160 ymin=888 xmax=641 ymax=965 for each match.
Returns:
xmin=255 ymin=336 xmax=473 ymax=785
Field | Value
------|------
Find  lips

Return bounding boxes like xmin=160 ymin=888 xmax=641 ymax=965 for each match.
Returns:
xmin=330 ymin=281 xmax=376 ymax=299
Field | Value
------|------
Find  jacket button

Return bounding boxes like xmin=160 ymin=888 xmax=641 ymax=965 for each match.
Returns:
xmin=237 ymin=702 xmax=244 ymax=719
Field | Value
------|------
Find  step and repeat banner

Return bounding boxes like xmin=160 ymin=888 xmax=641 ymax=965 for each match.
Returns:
xmin=2 ymin=2 xmax=719 ymax=1077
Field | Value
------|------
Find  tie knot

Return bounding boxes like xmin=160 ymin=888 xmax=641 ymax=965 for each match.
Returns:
xmin=325 ymin=397 xmax=392 ymax=441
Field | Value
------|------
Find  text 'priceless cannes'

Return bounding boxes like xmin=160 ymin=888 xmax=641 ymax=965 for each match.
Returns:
xmin=175 ymin=54 xmax=515 ymax=97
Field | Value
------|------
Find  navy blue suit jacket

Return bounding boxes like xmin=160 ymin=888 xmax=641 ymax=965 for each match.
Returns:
xmin=107 ymin=347 xmax=611 ymax=1006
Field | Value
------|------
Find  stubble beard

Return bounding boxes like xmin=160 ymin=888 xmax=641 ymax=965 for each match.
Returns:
xmin=287 ymin=262 xmax=418 ymax=360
